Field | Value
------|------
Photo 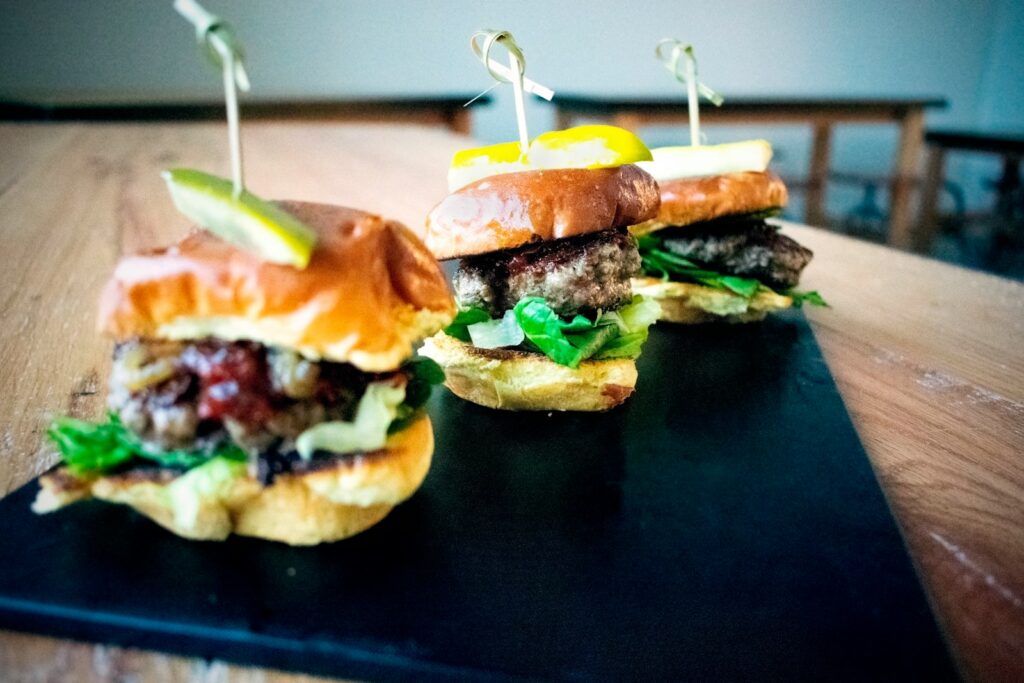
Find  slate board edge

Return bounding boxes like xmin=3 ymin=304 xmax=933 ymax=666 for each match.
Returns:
xmin=795 ymin=322 xmax=964 ymax=679
xmin=0 ymin=574 xmax=520 ymax=683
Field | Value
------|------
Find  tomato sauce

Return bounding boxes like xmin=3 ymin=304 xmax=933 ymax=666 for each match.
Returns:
xmin=179 ymin=342 xmax=277 ymax=426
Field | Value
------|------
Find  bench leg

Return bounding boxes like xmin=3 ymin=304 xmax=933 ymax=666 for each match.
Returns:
xmin=888 ymin=109 xmax=925 ymax=249
xmin=612 ymin=113 xmax=642 ymax=132
xmin=806 ymin=123 xmax=832 ymax=227
xmin=916 ymin=146 xmax=946 ymax=253
xmin=447 ymin=108 xmax=472 ymax=135
xmin=555 ymin=110 xmax=575 ymax=131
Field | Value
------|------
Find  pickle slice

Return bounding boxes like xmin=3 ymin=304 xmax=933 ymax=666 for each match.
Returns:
xmin=636 ymin=140 xmax=773 ymax=182
xmin=163 ymin=169 xmax=316 ymax=268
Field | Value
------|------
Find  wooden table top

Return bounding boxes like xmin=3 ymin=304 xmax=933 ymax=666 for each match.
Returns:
xmin=0 ymin=122 xmax=1021 ymax=682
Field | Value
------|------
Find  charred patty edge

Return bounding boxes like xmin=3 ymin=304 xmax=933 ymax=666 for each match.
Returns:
xmin=453 ymin=227 xmax=641 ymax=317
xmin=646 ymin=219 xmax=813 ymax=290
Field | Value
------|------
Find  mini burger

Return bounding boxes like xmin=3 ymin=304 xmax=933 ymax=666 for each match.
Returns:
xmin=418 ymin=126 xmax=662 ymax=412
xmin=633 ymin=141 xmax=825 ymax=323
xmin=35 ymin=170 xmax=455 ymax=545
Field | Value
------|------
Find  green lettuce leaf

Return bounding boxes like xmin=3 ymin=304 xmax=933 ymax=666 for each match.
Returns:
xmin=638 ymin=233 xmax=826 ymax=306
xmin=512 ymin=297 xmax=615 ymax=368
xmin=785 ymin=289 xmax=829 ymax=308
xmin=638 ymin=235 xmax=763 ymax=297
xmin=444 ymin=307 xmax=491 ymax=342
xmin=47 ymin=413 xmax=245 ymax=475
xmin=511 ymin=296 xmax=658 ymax=368
xmin=389 ymin=357 xmax=445 ymax=434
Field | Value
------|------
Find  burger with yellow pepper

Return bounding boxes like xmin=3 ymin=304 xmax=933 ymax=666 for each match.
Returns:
xmin=419 ymin=126 xmax=662 ymax=411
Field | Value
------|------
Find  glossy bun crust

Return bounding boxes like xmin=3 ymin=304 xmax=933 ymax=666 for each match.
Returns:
xmin=423 ymin=165 xmax=660 ymax=260
xmin=34 ymin=417 xmax=434 ymax=546
xmin=98 ymin=202 xmax=456 ymax=372
xmin=419 ymin=333 xmax=637 ymax=411
xmin=633 ymin=171 xmax=788 ymax=234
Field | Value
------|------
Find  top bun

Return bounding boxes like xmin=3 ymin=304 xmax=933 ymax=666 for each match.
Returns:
xmin=634 ymin=171 xmax=788 ymax=234
xmin=422 ymin=165 xmax=660 ymax=260
xmin=98 ymin=201 xmax=456 ymax=372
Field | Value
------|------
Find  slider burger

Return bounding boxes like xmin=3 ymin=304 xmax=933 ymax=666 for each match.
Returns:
xmin=35 ymin=170 xmax=455 ymax=545
xmin=419 ymin=126 xmax=662 ymax=411
xmin=633 ymin=141 xmax=825 ymax=323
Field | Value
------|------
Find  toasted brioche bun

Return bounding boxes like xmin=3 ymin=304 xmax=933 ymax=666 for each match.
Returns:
xmin=423 ymin=165 xmax=660 ymax=260
xmin=34 ymin=417 xmax=434 ymax=546
xmin=419 ymin=333 xmax=636 ymax=411
xmin=632 ymin=171 xmax=788 ymax=235
xmin=632 ymin=276 xmax=792 ymax=324
xmin=98 ymin=202 xmax=455 ymax=372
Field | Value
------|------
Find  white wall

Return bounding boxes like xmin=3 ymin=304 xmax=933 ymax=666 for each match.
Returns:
xmin=977 ymin=0 xmax=1024 ymax=129
xmin=2 ymin=0 xmax=1020 ymax=215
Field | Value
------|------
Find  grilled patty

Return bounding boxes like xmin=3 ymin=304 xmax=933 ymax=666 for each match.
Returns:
xmin=452 ymin=228 xmax=641 ymax=317
xmin=660 ymin=220 xmax=813 ymax=289
xmin=107 ymin=339 xmax=403 ymax=455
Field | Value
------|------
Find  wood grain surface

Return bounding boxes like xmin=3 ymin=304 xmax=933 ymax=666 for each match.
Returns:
xmin=0 ymin=123 xmax=1021 ymax=682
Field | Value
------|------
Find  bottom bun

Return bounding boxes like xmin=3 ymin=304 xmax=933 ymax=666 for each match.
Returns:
xmin=631 ymin=277 xmax=791 ymax=324
xmin=34 ymin=416 xmax=434 ymax=545
xmin=419 ymin=332 xmax=637 ymax=411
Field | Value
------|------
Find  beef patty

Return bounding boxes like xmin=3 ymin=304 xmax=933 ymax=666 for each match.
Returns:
xmin=452 ymin=228 xmax=641 ymax=317
xmin=659 ymin=220 xmax=813 ymax=289
xmin=107 ymin=339 xmax=405 ymax=454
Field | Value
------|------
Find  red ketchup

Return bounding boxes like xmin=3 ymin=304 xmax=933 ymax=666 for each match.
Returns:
xmin=179 ymin=343 xmax=276 ymax=426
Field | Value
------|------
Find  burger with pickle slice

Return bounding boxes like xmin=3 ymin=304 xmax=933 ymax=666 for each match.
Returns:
xmin=35 ymin=171 xmax=455 ymax=545
xmin=633 ymin=140 xmax=826 ymax=323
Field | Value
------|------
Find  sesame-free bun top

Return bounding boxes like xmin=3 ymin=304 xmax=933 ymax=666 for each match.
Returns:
xmin=98 ymin=201 xmax=456 ymax=372
xmin=633 ymin=171 xmax=788 ymax=235
xmin=423 ymin=164 xmax=660 ymax=260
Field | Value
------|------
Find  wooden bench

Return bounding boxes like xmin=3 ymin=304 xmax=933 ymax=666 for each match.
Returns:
xmin=917 ymin=128 xmax=1024 ymax=254
xmin=0 ymin=94 xmax=491 ymax=135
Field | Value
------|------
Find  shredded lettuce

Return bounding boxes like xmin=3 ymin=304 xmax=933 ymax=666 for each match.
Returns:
xmin=295 ymin=357 xmax=445 ymax=457
xmin=47 ymin=413 xmax=245 ymax=475
xmin=167 ymin=456 xmax=247 ymax=530
xmin=637 ymin=233 xmax=827 ymax=307
xmin=468 ymin=309 xmax=525 ymax=349
xmin=444 ymin=307 xmax=491 ymax=342
xmin=592 ymin=297 xmax=661 ymax=359
xmin=295 ymin=381 xmax=406 ymax=459
xmin=600 ymin=296 xmax=662 ymax=335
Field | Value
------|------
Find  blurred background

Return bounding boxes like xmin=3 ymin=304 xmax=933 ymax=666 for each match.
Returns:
xmin=2 ymin=0 xmax=1022 ymax=277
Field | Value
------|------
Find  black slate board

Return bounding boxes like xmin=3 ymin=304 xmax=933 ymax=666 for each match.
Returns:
xmin=0 ymin=312 xmax=958 ymax=681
